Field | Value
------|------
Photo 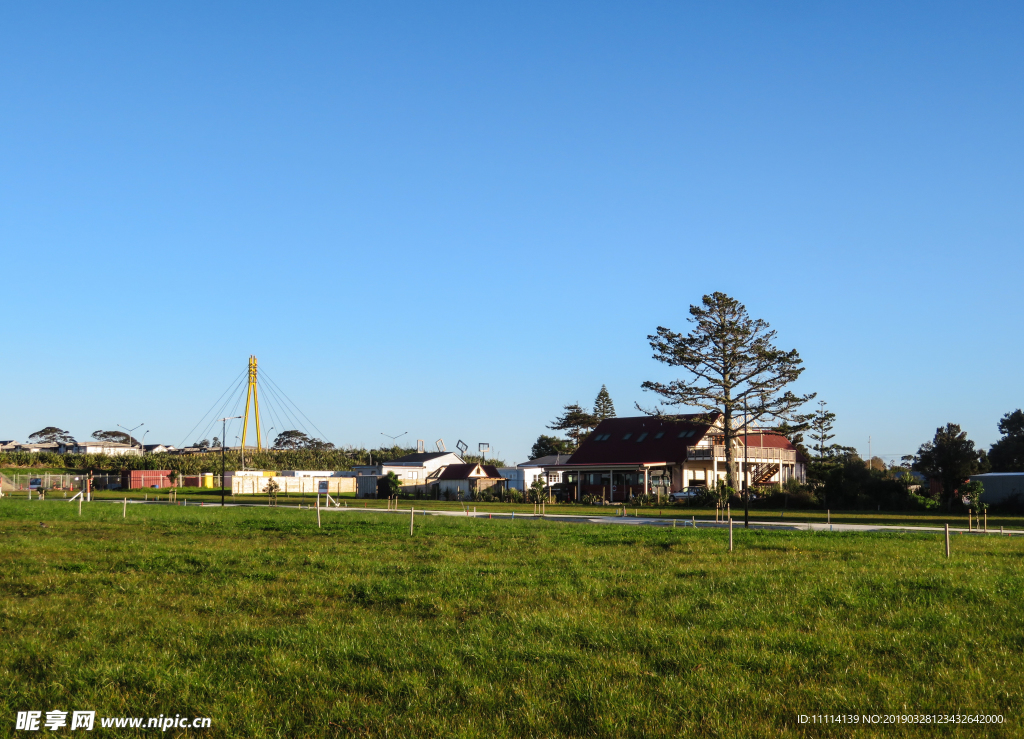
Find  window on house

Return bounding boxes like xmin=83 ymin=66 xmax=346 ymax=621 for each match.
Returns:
xmin=622 ymin=433 xmax=632 ymax=440
xmin=636 ymin=433 xmax=648 ymax=442
xmin=654 ymin=432 xmax=664 ymax=439
xmin=678 ymin=430 xmax=689 ymax=438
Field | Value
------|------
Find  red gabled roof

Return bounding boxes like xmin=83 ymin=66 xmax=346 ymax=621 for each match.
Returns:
xmin=565 ymin=414 xmax=719 ymax=466
xmin=734 ymin=433 xmax=794 ymax=450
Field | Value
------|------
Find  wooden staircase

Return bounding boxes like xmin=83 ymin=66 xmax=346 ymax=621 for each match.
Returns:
xmin=751 ymin=462 xmax=780 ymax=485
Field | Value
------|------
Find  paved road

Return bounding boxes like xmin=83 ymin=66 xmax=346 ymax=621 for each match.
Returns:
xmin=330 ymin=505 xmax=1024 ymax=537
xmin=75 ymin=499 xmax=1024 ymax=537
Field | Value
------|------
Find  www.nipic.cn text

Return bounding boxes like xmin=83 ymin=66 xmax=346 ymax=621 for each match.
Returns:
xmin=16 ymin=711 xmax=212 ymax=731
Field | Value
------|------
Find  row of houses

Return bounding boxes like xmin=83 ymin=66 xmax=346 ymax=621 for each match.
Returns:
xmin=5 ymin=412 xmax=809 ymax=503
xmin=0 ymin=440 xmax=246 ymax=456
xmin=351 ymin=413 xmax=806 ymax=502
xmin=0 ymin=440 xmax=176 ymax=456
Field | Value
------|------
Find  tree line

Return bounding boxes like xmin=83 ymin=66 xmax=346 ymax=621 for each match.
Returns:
xmin=22 ymin=427 xmax=335 ymax=451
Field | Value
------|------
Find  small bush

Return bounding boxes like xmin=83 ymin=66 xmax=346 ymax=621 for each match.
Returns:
xmin=471 ymin=488 xmax=496 ymax=503
xmin=628 ymin=493 xmax=658 ymax=507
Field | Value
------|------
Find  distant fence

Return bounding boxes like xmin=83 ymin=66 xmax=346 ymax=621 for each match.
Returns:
xmin=4 ymin=474 xmax=89 ymax=492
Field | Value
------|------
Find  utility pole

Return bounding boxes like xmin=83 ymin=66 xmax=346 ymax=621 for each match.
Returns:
xmin=219 ymin=416 xmax=242 ymax=507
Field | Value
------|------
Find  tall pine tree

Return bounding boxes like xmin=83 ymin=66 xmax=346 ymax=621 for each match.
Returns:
xmin=641 ymin=292 xmax=814 ymax=527
xmin=593 ymin=385 xmax=616 ymax=421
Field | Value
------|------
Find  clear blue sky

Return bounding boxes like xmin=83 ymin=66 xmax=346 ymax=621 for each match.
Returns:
xmin=2 ymin=2 xmax=1021 ymax=464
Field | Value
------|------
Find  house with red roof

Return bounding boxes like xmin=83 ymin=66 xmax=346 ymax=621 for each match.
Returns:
xmin=545 ymin=413 xmax=805 ymax=503
xmin=436 ymin=463 xmax=506 ymax=499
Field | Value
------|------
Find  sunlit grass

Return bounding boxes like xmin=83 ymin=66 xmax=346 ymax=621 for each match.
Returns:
xmin=1 ymin=501 xmax=1021 ymax=737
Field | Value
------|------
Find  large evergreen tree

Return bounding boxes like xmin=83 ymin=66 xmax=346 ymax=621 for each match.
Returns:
xmin=593 ymin=385 xmax=616 ymax=421
xmin=530 ymin=434 xmax=571 ymax=460
xmin=808 ymin=401 xmax=837 ymax=459
xmin=641 ymin=292 xmax=814 ymax=526
xmin=548 ymin=404 xmax=598 ymax=448
xmin=913 ymin=423 xmax=987 ymax=510
xmin=989 ymin=409 xmax=1024 ymax=472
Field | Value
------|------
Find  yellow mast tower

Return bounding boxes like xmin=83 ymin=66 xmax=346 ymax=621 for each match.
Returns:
xmin=240 ymin=355 xmax=263 ymax=452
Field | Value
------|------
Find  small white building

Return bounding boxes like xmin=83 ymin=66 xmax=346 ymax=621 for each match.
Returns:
xmin=229 ymin=469 xmax=355 ymax=495
xmin=353 ymin=451 xmax=465 ymax=482
xmin=500 ymin=454 xmax=572 ymax=492
xmin=59 ymin=441 xmax=142 ymax=456
xmin=969 ymin=473 xmax=1024 ymax=506
xmin=14 ymin=442 xmax=62 ymax=453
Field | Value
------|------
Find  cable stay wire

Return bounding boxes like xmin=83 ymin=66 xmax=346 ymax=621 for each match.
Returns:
xmin=225 ymin=381 xmax=252 ymax=448
xmin=259 ymin=379 xmax=312 ymax=441
xmin=262 ymin=380 xmax=316 ymax=442
xmin=257 ymin=373 xmax=310 ymax=437
xmin=192 ymin=378 xmax=248 ymax=449
xmin=257 ymin=370 xmax=306 ymax=432
xmin=260 ymin=369 xmax=331 ymax=443
xmin=257 ymin=388 xmax=289 ymax=449
xmin=177 ymin=369 xmax=246 ymax=449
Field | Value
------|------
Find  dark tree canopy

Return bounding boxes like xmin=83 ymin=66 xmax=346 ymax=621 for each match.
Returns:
xmin=273 ymin=429 xmax=334 ymax=450
xmin=92 ymin=430 xmax=133 ymax=445
xmin=989 ymin=409 xmax=1024 ymax=472
xmin=641 ymin=292 xmax=814 ymax=501
xmin=377 ymin=471 xmax=402 ymax=498
xmin=531 ymin=434 xmax=572 ymax=460
xmin=913 ymin=423 xmax=988 ymax=510
xmin=274 ymin=430 xmax=311 ymax=449
xmin=548 ymin=404 xmax=597 ymax=448
xmin=29 ymin=427 xmax=75 ymax=444
xmin=593 ymin=385 xmax=616 ymax=421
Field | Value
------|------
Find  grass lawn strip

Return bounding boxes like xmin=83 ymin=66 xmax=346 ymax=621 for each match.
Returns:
xmin=0 ymin=501 xmax=1021 ymax=737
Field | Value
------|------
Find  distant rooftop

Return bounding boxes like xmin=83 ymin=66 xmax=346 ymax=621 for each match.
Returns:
xmin=386 ymin=451 xmax=462 ymax=465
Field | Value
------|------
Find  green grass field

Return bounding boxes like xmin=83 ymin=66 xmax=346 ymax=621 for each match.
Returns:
xmin=1 ymin=500 xmax=1021 ymax=737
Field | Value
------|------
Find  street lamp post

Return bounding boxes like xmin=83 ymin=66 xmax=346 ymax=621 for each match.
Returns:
xmin=219 ymin=416 xmax=242 ymax=507
xmin=118 ymin=423 xmax=145 ymax=452
xmin=381 ymin=431 xmax=407 ymax=447
xmin=141 ymin=430 xmax=150 ymax=454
